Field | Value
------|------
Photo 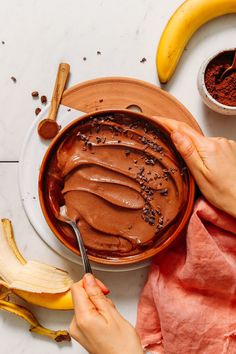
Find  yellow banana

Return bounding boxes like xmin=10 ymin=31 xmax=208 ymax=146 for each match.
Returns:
xmin=0 ymin=219 xmax=74 ymax=310
xmin=157 ymin=0 xmax=236 ymax=83
xmin=15 ymin=289 xmax=73 ymax=310
xmin=0 ymin=299 xmax=70 ymax=342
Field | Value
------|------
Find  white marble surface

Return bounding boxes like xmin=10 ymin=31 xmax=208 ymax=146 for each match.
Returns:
xmin=0 ymin=0 xmax=236 ymax=353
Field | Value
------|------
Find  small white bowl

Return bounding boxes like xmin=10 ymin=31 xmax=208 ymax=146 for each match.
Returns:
xmin=197 ymin=49 xmax=236 ymax=116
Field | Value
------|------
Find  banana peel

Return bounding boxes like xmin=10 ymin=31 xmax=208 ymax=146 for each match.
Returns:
xmin=0 ymin=219 xmax=73 ymax=341
xmin=0 ymin=282 xmax=70 ymax=342
xmin=0 ymin=282 xmax=11 ymax=300
xmin=1 ymin=280 xmax=73 ymax=310
xmin=157 ymin=0 xmax=236 ymax=83
xmin=0 ymin=219 xmax=73 ymax=310
xmin=2 ymin=219 xmax=26 ymax=264
xmin=0 ymin=299 xmax=70 ymax=342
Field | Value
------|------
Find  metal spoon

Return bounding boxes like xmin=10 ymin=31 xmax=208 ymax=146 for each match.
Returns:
xmin=219 ymin=50 xmax=236 ymax=81
xmin=60 ymin=205 xmax=93 ymax=274
xmin=38 ymin=63 xmax=70 ymax=140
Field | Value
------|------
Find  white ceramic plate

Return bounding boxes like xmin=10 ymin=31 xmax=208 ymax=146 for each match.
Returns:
xmin=18 ymin=104 xmax=150 ymax=272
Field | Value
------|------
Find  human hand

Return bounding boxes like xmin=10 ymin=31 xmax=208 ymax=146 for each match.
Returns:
xmin=69 ymin=273 xmax=143 ymax=354
xmin=154 ymin=117 xmax=236 ymax=218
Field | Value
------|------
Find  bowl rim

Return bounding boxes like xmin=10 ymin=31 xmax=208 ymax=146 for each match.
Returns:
xmin=38 ymin=108 xmax=195 ymax=266
xmin=198 ymin=48 xmax=236 ymax=112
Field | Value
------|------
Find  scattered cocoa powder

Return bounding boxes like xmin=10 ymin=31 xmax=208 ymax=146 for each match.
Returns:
xmin=204 ymin=51 xmax=236 ymax=107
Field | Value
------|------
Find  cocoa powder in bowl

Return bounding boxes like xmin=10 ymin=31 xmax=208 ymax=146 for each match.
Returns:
xmin=204 ymin=50 xmax=236 ymax=107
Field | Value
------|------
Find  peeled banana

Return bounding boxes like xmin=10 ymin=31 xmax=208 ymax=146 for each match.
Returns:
xmin=156 ymin=0 xmax=236 ymax=83
xmin=0 ymin=219 xmax=73 ymax=310
xmin=15 ymin=289 xmax=74 ymax=310
xmin=0 ymin=219 xmax=73 ymax=341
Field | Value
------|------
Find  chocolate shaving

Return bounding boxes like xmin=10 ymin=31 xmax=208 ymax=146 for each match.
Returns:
xmin=86 ymin=142 xmax=92 ymax=149
xmin=181 ymin=166 xmax=188 ymax=176
xmin=144 ymin=157 xmax=155 ymax=166
xmin=125 ymin=149 xmax=131 ymax=156
xmin=159 ymin=188 xmax=168 ymax=196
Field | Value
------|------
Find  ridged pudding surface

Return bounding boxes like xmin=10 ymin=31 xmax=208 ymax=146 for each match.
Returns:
xmin=45 ymin=113 xmax=189 ymax=259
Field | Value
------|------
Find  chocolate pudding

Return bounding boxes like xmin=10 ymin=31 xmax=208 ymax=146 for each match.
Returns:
xmin=44 ymin=113 xmax=189 ymax=260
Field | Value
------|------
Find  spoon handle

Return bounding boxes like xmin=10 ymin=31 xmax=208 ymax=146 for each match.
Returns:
xmin=70 ymin=221 xmax=93 ymax=274
xmin=48 ymin=63 xmax=70 ymax=121
xmin=232 ymin=50 xmax=236 ymax=68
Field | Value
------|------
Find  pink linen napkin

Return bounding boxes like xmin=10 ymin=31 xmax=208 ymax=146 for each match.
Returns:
xmin=136 ymin=198 xmax=236 ymax=354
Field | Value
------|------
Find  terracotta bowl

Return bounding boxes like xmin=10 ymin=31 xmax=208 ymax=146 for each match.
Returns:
xmin=39 ymin=109 xmax=195 ymax=266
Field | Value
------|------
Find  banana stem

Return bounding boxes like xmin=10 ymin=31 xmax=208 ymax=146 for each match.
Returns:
xmin=30 ymin=326 xmax=71 ymax=342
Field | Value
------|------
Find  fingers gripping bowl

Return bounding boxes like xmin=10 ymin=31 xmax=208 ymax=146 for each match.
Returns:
xmin=39 ymin=110 xmax=195 ymax=266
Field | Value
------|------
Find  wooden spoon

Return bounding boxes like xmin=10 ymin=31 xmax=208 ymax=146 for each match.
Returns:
xmin=37 ymin=63 xmax=70 ymax=139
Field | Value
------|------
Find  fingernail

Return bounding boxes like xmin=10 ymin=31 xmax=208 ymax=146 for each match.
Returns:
xmin=104 ymin=288 xmax=110 ymax=295
xmin=84 ymin=273 xmax=96 ymax=286
xmin=171 ymin=131 xmax=185 ymax=145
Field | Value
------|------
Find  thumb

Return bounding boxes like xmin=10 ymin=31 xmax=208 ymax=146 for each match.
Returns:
xmin=171 ymin=131 xmax=204 ymax=176
xmin=83 ymin=273 xmax=111 ymax=312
